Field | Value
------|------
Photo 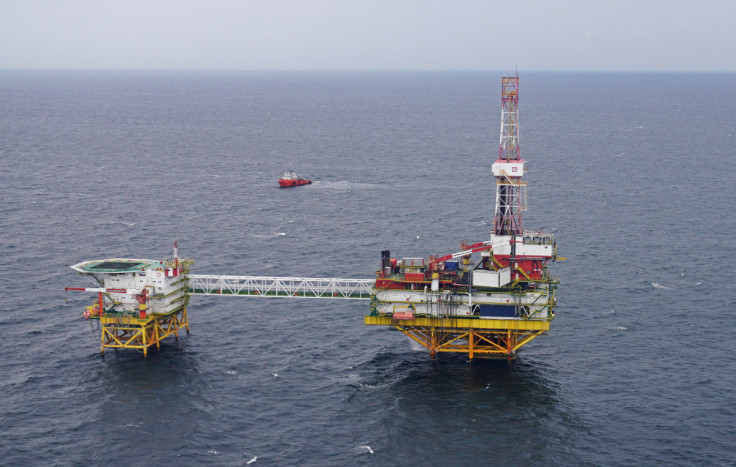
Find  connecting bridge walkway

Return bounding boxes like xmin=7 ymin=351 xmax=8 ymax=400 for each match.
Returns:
xmin=188 ymin=275 xmax=374 ymax=300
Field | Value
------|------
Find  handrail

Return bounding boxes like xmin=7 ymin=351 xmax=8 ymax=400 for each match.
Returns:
xmin=188 ymin=274 xmax=374 ymax=300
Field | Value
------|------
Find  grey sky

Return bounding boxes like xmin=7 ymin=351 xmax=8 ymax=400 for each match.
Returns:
xmin=1 ymin=0 xmax=734 ymax=71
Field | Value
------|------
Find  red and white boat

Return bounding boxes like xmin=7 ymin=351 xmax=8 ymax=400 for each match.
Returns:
xmin=278 ymin=170 xmax=312 ymax=188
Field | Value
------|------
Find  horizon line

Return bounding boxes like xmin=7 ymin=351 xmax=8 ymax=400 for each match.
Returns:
xmin=2 ymin=67 xmax=735 ymax=74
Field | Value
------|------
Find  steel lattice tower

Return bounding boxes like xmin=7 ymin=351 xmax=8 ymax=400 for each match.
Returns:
xmin=492 ymin=76 xmax=526 ymax=237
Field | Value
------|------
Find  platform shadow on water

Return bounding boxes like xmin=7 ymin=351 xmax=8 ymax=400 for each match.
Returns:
xmin=344 ymin=351 xmax=584 ymax=465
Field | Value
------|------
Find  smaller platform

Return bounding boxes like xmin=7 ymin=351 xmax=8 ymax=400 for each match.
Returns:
xmin=66 ymin=252 xmax=193 ymax=356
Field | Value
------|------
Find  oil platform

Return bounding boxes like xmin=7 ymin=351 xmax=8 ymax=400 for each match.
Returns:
xmin=65 ymin=76 xmax=561 ymax=360
xmin=366 ymin=76 xmax=560 ymax=359
xmin=65 ymin=245 xmax=192 ymax=357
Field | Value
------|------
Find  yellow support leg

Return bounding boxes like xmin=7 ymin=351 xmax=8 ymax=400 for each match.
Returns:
xmin=142 ymin=324 xmax=148 ymax=358
xmin=469 ymin=331 xmax=474 ymax=360
xmin=430 ymin=327 xmax=437 ymax=359
xmin=153 ymin=322 xmax=160 ymax=351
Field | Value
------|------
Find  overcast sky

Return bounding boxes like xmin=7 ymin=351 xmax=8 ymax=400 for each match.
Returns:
xmin=1 ymin=0 xmax=735 ymax=72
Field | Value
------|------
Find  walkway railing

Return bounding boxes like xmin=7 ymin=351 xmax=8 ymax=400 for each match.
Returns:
xmin=188 ymin=275 xmax=374 ymax=300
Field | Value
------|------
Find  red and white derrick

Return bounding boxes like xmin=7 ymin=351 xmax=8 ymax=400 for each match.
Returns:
xmin=376 ymin=76 xmax=555 ymax=290
xmin=493 ymin=76 xmax=525 ymax=237
xmin=489 ymin=76 xmax=555 ymax=283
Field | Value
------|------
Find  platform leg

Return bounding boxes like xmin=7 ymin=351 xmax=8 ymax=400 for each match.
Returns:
xmin=142 ymin=322 xmax=148 ymax=358
xmin=468 ymin=331 xmax=474 ymax=360
xmin=155 ymin=320 xmax=161 ymax=350
xmin=183 ymin=307 xmax=190 ymax=335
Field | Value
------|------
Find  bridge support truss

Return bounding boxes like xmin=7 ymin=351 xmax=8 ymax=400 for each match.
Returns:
xmin=189 ymin=275 xmax=373 ymax=300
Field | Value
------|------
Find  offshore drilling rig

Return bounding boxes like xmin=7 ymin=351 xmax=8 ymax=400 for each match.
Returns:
xmin=364 ymin=76 xmax=561 ymax=359
xmin=65 ymin=76 xmax=561 ymax=359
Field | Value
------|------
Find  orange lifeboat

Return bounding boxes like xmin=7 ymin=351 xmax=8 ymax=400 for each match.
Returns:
xmin=278 ymin=170 xmax=312 ymax=188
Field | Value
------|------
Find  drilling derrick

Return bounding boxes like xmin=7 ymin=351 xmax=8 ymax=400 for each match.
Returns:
xmin=494 ymin=76 xmax=525 ymax=237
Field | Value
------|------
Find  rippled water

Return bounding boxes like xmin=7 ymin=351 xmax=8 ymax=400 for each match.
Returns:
xmin=1 ymin=71 xmax=735 ymax=465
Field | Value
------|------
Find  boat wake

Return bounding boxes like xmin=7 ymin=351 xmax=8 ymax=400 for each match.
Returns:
xmin=311 ymin=180 xmax=381 ymax=190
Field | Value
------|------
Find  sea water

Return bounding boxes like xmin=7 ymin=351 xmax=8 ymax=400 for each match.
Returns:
xmin=1 ymin=70 xmax=735 ymax=465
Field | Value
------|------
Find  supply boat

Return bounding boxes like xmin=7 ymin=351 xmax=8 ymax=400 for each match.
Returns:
xmin=278 ymin=170 xmax=312 ymax=187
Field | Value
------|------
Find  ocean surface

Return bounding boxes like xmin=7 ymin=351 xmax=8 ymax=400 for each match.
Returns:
xmin=1 ymin=70 xmax=735 ymax=465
